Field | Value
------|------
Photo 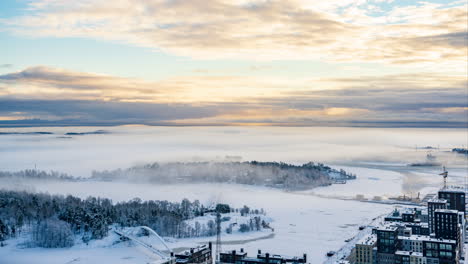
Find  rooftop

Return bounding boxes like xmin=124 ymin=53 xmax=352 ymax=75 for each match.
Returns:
xmin=398 ymin=235 xmax=456 ymax=244
xmin=175 ymin=245 xmax=211 ymax=258
xmin=428 ymin=198 xmax=447 ymax=204
xmin=257 ymin=253 xmax=306 ymax=262
xmin=405 ymin=222 xmax=428 ymax=228
xmin=220 ymin=250 xmax=248 ymax=257
xmin=439 ymin=186 xmax=466 ymax=194
xmin=376 ymin=225 xmax=398 ymax=231
xmin=356 ymin=234 xmax=377 ymax=246
xmin=241 ymin=257 xmax=282 ymax=264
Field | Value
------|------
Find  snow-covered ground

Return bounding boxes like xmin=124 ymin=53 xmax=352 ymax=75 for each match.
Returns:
xmin=0 ymin=164 xmax=466 ymax=263
xmin=0 ymin=231 xmax=159 ymax=264
xmin=0 ymin=181 xmax=394 ymax=263
xmin=0 ymin=126 xmax=466 ymax=263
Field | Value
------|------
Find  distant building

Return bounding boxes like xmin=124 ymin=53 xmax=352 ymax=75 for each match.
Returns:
xmin=354 ymin=234 xmax=376 ymax=264
xmin=399 ymin=235 xmax=424 ymax=253
xmin=376 ymin=226 xmax=399 ymax=264
xmin=401 ymin=211 xmax=416 ymax=223
xmin=384 ymin=208 xmax=425 ymax=225
xmin=422 ymin=237 xmax=458 ymax=264
xmin=434 ymin=209 xmax=460 ymax=242
xmin=428 ymin=198 xmax=447 ymax=234
xmin=349 ymin=185 xmax=465 ymax=264
xmin=394 ymin=250 xmax=424 ymax=264
xmin=438 ymin=187 xmax=465 ymax=214
xmin=175 ymin=243 xmax=212 ymax=264
xmin=220 ymin=249 xmax=307 ymax=264
xmin=405 ymin=222 xmax=429 ymax=236
xmin=384 ymin=208 xmax=403 ymax=222
xmin=219 ymin=249 xmax=248 ymax=264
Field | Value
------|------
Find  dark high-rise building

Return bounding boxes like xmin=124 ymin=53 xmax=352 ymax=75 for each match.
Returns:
xmin=434 ymin=209 xmax=460 ymax=242
xmin=422 ymin=238 xmax=458 ymax=264
xmin=438 ymin=187 xmax=465 ymax=214
xmin=428 ymin=198 xmax=447 ymax=234
xmin=376 ymin=226 xmax=399 ymax=264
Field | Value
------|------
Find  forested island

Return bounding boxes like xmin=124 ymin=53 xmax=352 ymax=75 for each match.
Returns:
xmin=0 ymin=161 xmax=356 ymax=190
xmin=90 ymin=161 xmax=356 ymax=190
xmin=0 ymin=190 xmax=266 ymax=248
xmin=0 ymin=170 xmax=76 ymax=181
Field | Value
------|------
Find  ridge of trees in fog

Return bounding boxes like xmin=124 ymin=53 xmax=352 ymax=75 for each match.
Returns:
xmin=0 ymin=170 xmax=77 ymax=181
xmin=91 ymin=161 xmax=355 ymax=189
xmin=0 ymin=190 xmax=266 ymax=248
xmin=0 ymin=161 xmax=356 ymax=190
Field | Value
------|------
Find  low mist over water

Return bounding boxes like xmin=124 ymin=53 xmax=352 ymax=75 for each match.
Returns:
xmin=0 ymin=126 xmax=466 ymax=177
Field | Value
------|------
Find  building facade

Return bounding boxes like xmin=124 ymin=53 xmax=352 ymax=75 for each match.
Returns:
xmin=438 ymin=188 xmax=465 ymax=214
xmin=175 ymin=244 xmax=212 ymax=264
xmin=434 ymin=209 xmax=460 ymax=242
xmin=428 ymin=198 xmax=447 ymax=234
xmin=354 ymin=234 xmax=376 ymax=264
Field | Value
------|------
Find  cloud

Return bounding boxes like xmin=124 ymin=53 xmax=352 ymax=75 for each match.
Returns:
xmin=0 ymin=66 xmax=324 ymax=102
xmin=0 ymin=64 xmax=13 ymax=68
xmin=0 ymin=66 xmax=466 ymax=127
xmin=0 ymin=66 xmax=167 ymax=100
xmin=0 ymin=99 xmax=230 ymax=125
xmin=3 ymin=0 xmax=466 ymax=66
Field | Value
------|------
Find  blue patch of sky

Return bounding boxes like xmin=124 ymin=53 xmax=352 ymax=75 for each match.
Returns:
xmin=0 ymin=30 xmax=413 ymax=80
xmin=335 ymin=0 xmax=464 ymax=18
xmin=0 ymin=0 xmax=26 ymax=18
xmin=0 ymin=0 xmax=439 ymax=80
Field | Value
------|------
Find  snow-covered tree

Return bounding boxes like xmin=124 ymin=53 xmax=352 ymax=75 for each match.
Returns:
xmin=33 ymin=219 xmax=74 ymax=248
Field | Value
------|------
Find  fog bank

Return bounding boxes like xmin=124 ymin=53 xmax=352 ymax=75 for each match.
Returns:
xmin=0 ymin=126 xmax=466 ymax=176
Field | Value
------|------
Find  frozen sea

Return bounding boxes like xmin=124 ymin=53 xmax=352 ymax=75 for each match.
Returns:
xmin=0 ymin=126 xmax=467 ymax=263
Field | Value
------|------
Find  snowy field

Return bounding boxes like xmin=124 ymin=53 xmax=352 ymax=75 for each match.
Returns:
xmin=0 ymin=233 xmax=157 ymax=264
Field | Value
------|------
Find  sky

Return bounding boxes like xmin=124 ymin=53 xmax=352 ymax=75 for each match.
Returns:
xmin=0 ymin=0 xmax=466 ymax=127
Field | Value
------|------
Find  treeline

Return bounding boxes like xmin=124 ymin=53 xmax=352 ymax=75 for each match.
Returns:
xmin=0 ymin=170 xmax=77 ymax=181
xmin=90 ymin=161 xmax=350 ymax=189
xmin=0 ymin=190 xmax=265 ymax=248
xmin=0 ymin=161 xmax=355 ymax=190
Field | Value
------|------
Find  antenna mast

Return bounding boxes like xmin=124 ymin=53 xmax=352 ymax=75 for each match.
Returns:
xmin=215 ymin=213 xmax=222 ymax=264
xmin=439 ymin=166 xmax=448 ymax=188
